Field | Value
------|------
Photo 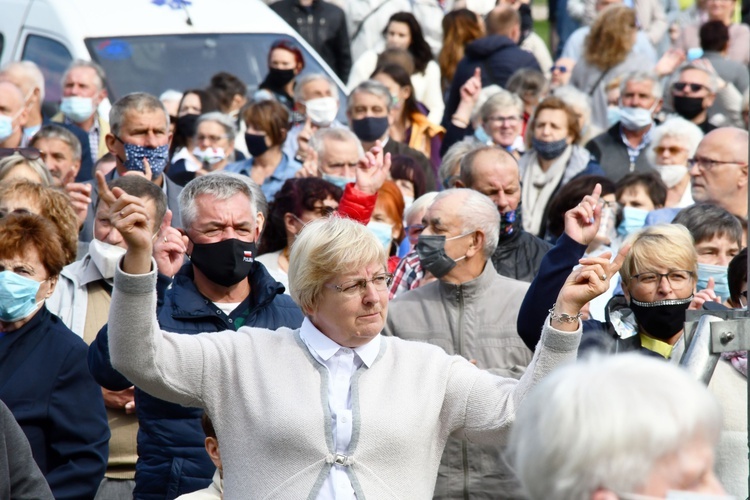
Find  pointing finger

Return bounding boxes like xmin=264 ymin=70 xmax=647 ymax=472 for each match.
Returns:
xmin=96 ymin=171 xmax=116 ymax=206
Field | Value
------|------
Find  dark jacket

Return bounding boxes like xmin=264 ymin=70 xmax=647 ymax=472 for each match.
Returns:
xmin=0 ymin=307 xmax=108 ymax=500
xmin=0 ymin=399 xmax=54 ymax=500
xmin=383 ymin=138 xmax=438 ymax=191
xmin=585 ymin=122 xmax=654 ymax=182
xmin=515 ymin=233 xmax=665 ymax=357
xmin=442 ymin=35 xmax=541 ymax=129
xmin=491 ymin=227 xmax=552 ymax=283
xmin=79 ymin=171 xmax=183 ymax=244
xmin=88 ymin=262 xmax=304 ymax=500
xmin=270 ymin=0 xmax=352 ymax=81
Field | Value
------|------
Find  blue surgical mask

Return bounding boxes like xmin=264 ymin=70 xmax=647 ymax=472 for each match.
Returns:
xmin=367 ymin=221 xmax=393 ymax=252
xmin=0 ymin=115 xmax=14 ymax=142
xmin=0 ymin=271 xmax=45 ymax=322
xmin=322 ymin=173 xmax=355 ymax=189
xmin=60 ymin=96 xmax=95 ymax=123
xmin=474 ymin=125 xmax=491 ymax=145
xmin=606 ymin=106 xmax=621 ymax=128
xmin=115 ymin=136 xmax=169 ymax=177
xmin=619 ymin=105 xmax=654 ymax=131
xmin=617 ymin=206 xmax=649 ymax=236
xmin=697 ymin=263 xmax=730 ymax=302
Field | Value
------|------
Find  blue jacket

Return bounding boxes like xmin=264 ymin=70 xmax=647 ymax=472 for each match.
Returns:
xmin=0 ymin=307 xmax=108 ymax=500
xmin=88 ymin=262 xmax=304 ymax=500
xmin=442 ymin=35 xmax=541 ymax=129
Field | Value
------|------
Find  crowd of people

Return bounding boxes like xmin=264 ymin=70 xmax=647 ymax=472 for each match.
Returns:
xmin=0 ymin=0 xmax=748 ymax=498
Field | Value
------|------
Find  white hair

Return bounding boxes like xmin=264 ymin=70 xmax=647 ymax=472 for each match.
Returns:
xmin=347 ymin=80 xmax=393 ymax=113
xmin=677 ymin=63 xmax=719 ymax=93
xmin=479 ymin=88 xmax=524 ymax=123
xmin=62 ymin=59 xmax=106 ymax=90
xmin=1 ymin=61 xmax=45 ymax=101
xmin=159 ymin=89 xmax=183 ymax=103
xmin=439 ymin=138 xmax=484 ymax=188
xmin=195 ymin=112 xmax=238 ymax=142
xmin=309 ymin=127 xmax=365 ymax=165
xmin=507 ymin=353 xmax=721 ymax=500
xmin=293 ymin=73 xmax=337 ymax=103
xmin=433 ymin=188 xmax=500 ymax=257
xmin=645 ymin=116 xmax=704 ymax=166
xmin=404 ymin=191 xmax=438 ymax=225
xmin=620 ymin=70 xmax=663 ymax=100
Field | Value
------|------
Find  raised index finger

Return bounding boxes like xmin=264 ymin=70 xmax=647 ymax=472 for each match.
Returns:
xmin=96 ymin=171 xmax=116 ymax=206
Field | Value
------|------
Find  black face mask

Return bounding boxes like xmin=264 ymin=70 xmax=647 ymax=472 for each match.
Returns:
xmin=265 ymin=68 xmax=296 ymax=89
xmin=415 ymin=233 xmax=470 ymax=279
xmin=351 ymin=116 xmax=389 ymax=142
xmin=629 ymin=296 xmax=692 ymax=340
xmin=245 ymin=133 xmax=270 ymax=157
xmin=188 ymin=238 xmax=257 ymax=287
xmin=672 ymin=95 xmax=705 ymax=120
xmin=175 ymin=113 xmax=199 ymax=139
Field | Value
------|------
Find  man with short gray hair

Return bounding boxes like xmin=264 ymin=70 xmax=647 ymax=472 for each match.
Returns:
xmin=385 ymin=187 xmax=531 ymax=498
xmin=53 ymin=59 xmax=110 ymax=164
xmin=29 ymin=124 xmax=82 ymax=187
xmin=74 ymin=92 xmax=183 ymax=242
xmin=347 ymin=80 xmax=437 ymax=189
xmin=88 ymin=171 xmax=304 ymax=498
xmin=586 ymin=71 xmax=663 ymax=181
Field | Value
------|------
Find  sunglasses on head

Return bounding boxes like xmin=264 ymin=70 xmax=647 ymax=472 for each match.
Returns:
xmin=672 ymin=82 xmax=707 ymax=93
xmin=0 ymin=147 xmax=41 ymax=161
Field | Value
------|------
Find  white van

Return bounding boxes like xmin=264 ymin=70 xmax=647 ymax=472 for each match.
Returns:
xmin=0 ymin=0 xmax=346 ymax=110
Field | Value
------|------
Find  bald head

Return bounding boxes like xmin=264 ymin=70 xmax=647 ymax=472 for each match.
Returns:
xmin=458 ymin=147 xmax=522 ymax=213
xmin=690 ymin=127 xmax=748 ymax=217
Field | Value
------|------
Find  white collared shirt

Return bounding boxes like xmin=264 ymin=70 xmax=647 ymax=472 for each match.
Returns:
xmin=299 ymin=317 xmax=381 ymax=500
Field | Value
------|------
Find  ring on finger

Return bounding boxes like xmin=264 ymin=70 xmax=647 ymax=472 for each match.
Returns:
xmin=601 ymin=273 xmax=607 ymax=280
xmin=163 ymin=236 xmax=168 ymax=243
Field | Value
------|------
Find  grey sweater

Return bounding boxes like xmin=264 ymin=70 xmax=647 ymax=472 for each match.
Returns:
xmin=109 ymin=262 xmax=581 ymax=499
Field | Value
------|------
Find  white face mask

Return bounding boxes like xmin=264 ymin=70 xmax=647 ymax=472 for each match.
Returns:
xmin=192 ymin=146 xmax=226 ymax=165
xmin=654 ymin=164 xmax=689 ymax=188
xmin=305 ymin=97 xmax=338 ymax=127
xmin=89 ymin=239 xmax=127 ymax=281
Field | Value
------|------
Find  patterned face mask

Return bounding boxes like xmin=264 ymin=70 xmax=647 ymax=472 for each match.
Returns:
xmin=115 ymin=135 xmax=169 ymax=177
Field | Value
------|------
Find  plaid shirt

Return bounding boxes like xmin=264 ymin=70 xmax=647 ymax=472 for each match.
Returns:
xmin=65 ymin=114 xmax=100 ymax=165
xmin=619 ymin=123 xmax=653 ymax=170
xmin=389 ymin=250 xmax=424 ymax=300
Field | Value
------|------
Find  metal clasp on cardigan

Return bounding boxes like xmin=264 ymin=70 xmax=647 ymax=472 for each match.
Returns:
xmin=326 ymin=453 xmax=354 ymax=467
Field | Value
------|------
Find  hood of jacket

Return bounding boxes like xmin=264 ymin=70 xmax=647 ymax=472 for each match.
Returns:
xmin=464 ymin=35 xmax=517 ymax=60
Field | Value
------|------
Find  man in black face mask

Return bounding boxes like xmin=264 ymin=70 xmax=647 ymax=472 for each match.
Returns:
xmin=385 ymin=188 xmax=531 ymax=499
xmin=670 ymin=64 xmax=718 ymax=134
xmin=88 ymin=172 xmax=304 ymax=499
xmin=347 ymin=80 xmax=437 ymax=190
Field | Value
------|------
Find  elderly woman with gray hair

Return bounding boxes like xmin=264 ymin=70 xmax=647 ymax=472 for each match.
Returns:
xmin=645 ymin=116 xmax=703 ymax=208
xmin=508 ymin=353 xmax=727 ymax=498
xmin=167 ymin=112 xmax=240 ymax=186
xmin=98 ymin=166 xmax=629 ymax=497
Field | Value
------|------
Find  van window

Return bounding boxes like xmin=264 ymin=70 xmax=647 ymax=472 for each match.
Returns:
xmin=85 ymin=33 xmax=345 ymax=105
xmin=22 ymin=35 xmax=73 ymax=104
xmin=0 ymin=33 xmax=4 ymax=60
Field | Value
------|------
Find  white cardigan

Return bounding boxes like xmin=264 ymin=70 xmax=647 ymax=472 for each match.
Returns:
xmin=109 ymin=262 xmax=581 ymax=499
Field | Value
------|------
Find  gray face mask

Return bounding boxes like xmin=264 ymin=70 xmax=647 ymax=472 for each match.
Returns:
xmin=415 ymin=232 xmax=471 ymax=278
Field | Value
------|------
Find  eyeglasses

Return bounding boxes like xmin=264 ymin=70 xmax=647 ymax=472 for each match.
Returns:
xmin=326 ymin=273 xmax=394 ymax=296
xmin=0 ymin=147 xmax=41 ymax=160
xmin=687 ymin=156 xmax=747 ymax=172
xmin=550 ymin=65 xmax=569 ymax=73
xmin=631 ymin=270 xmax=695 ymax=290
xmin=486 ymin=115 xmax=520 ymax=124
xmin=654 ymin=145 xmax=687 ymax=156
xmin=672 ymin=82 xmax=709 ymax=93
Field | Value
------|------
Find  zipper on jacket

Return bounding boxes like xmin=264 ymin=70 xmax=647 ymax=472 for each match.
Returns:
xmin=457 ymin=285 xmax=465 ymax=357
